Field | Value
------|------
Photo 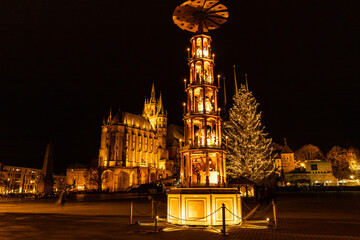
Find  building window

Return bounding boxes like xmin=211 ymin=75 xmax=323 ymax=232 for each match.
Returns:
xmin=150 ymin=138 xmax=153 ymax=153
xmin=132 ymin=134 xmax=136 ymax=149
xmin=126 ymin=133 xmax=129 ymax=148
xmin=145 ymin=137 xmax=148 ymax=150
xmin=311 ymin=164 xmax=318 ymax=171
xmin=139 ymin=135 xmax=142 ymax=150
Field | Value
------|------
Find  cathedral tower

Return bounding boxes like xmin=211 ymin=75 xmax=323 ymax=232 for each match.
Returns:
xmin=142 ymin=84 xmax=168 ymax=161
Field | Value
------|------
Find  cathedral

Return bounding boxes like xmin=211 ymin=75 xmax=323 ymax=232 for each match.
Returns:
xmin=67 ymin=84 xmax=176 ymax=192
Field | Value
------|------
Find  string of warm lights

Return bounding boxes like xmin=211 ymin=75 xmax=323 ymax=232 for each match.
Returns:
xmin=160 ymin=207 xmax=222 ymax=221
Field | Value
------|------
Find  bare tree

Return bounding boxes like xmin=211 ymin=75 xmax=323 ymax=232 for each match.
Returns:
xmin=348 ymin=147 xmax=360 ymax=177
xmin=88 ymin=167 xmax=106 ymax=192
xmin=295 ymin=144 xmax=324 ymax=161
xmin=83 ymin=159 xmax=106 ymax=192
xmin=326 ymin=146 xmax=350 ymax=180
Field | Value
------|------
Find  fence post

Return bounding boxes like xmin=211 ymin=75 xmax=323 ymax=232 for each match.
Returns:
xmin=154 ymin=201 xmax=158 ymax=233
xmin=272 ymin=199 xmax=278 ymax=229
xmin=129 ymin=201 xmax=133 ymax=224
xmin=222 ymin=203 xmax=227 ymax=236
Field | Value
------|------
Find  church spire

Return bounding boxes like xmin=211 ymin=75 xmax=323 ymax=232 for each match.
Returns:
xmin=150 ymin=82 xmax=156 ymax=103
xmin=107 ymin=107 xmax=112 ymax=124
xmin=245 ymin=73 xmax=249 ymax=92
xmin=158 ymin=91 xmax=164 ymax=114
xmin=233 ymin=65 xmax=238 ymax=95
xmin=281 ymin=137 xmax=294 ymax=154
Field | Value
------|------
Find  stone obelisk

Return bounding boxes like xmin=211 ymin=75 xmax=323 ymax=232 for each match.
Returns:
xmin=37 ymin=143 xmax=54 ymax=196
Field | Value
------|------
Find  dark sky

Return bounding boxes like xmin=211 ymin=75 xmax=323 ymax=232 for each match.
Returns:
xmin=0 ymin=0 xmax=359 ymax=173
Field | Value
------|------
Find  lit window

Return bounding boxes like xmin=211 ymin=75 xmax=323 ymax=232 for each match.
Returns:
xmin=132 ymin=135 xmax=136 ymax=149
xmin=139 ymin=135 xmax=142 ymax=150
xmin=311 ymin=164 xmax=318 ymax=171
xmin=150 ymin=138 xmax=153 ymax=153
xmin=126 ymin=133 xmax=129 ymax=148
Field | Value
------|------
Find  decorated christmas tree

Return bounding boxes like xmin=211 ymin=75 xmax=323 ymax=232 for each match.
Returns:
xmin=224 ymin=84 xmax=274 ymax=184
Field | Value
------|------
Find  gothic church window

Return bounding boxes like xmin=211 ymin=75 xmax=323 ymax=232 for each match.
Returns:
xmin=126 ymin=134 xmax=129 ymax=148
xmin=132 ymin=134 xmax=136 ymax=149
xmin=150 ymin=138 xmax=153 ymax=152
xmin=139 ymin=136 xmax=142 ymax=150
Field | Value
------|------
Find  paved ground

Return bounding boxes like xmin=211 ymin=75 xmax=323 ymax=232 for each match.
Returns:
xmin=0 ymin=192 xmax=359 ymax=240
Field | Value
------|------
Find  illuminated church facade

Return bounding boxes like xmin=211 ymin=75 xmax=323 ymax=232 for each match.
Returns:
xmin=67 ymin=84 xmax=175 ymax=192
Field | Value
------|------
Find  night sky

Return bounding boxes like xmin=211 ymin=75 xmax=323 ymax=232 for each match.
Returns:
xmin=1 ymin=0 xmax=359 ymax=173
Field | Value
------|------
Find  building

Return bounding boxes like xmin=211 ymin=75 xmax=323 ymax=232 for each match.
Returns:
xmin=0 ymin=165 xmax=65 ymax=195
xmin=274 ymin=139 xmax=296 ymax=173
xmin=166 ymin=124 xmax=184 ymax=176
xmin=0 ymin=166 xmax=40 ymax=194
xmin=285 ymin=160 xmax=338 ymax=186
xmin=67 ymin=84 xmax=176 ymax=192
xmin=0 ymin=143 xmax=65 ymax=195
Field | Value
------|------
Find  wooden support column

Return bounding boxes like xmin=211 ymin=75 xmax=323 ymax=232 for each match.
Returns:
xmin=215 ymin=118 xmax=219 ymax=147
xmin=222 ymin=152 xmax=227 ymax=184
xmin=204 ymin=118 xmax=207 ymax=147
xmin=218 ymin=119 xmax=222 ymax=145
xmin=189 ymin=153 xmax=192 ymax=186
xmin=201 ymin=60 xmax=204 ymax=84
xmin=205 ymin=152 xmax=210 ymax=186
xmin=190 ymin=118 xmax=194 ymax=147
xmin=202 ymin=87 xmax=206 ymax=114
xmin=201 ymin=37 xmax=203 ymax=58
xmin=180 ymin=153 xmax=184 ymax=184
xmin=214 ymin=88 xmax=218 ymax=112
xmin=187 ymin=89 xmax=190 ymax=113
xmin=183 ymin=123 xmax=187 ymax=145
xmin=217 ymin=154 xmax=222 ymax=186
xmin=186 ymin=154 xmax=190 ymax=186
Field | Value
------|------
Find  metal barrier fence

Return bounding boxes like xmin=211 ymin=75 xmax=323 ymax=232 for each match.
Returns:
xmin=129 ymin=198 xmax=279 ymax=234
